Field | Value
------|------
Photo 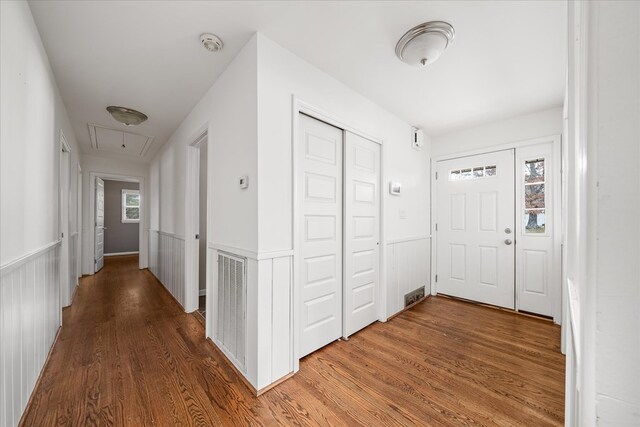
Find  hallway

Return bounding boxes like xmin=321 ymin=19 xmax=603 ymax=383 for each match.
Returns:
xmin=21 ymin=256 xmax=564 ymax=426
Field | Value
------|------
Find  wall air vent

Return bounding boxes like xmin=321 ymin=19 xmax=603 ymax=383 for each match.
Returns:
xmin=216 ymin=251 xmax=247 ymax=370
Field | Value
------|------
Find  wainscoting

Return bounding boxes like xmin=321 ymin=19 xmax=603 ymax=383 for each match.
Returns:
xmin=385 ymin=236 xmax=431 ymax=317
xmin=256 ymin=253 xmax=293 ymax=390
xmin=149 ymin=230 xmax=186 ymax=308
xmin=0 ymin=241 xmax=61 ymax=427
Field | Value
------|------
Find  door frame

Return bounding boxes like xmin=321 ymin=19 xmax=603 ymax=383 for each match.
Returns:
xmin=185 ymin=124 xmax=209 ymax=313
xmin=292 ymin=96 xmax=386 ymax=372
xmin=59 ymin=130 xmax=71 ymax=309
xmin=430 ymin=134 xmax=562 ymax=324
xmin=89 ymin=172 xmax=146 ymax=273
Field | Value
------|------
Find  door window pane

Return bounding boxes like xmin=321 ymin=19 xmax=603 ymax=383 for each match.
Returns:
xmin=524 ymin=210 xmax=545 ymax=233
xmin=449 ymin=164 xmax=498 ymax=181
xmin=525 ymin=159 xmax=545 ymax=183
xmin=525 ymin=184 xmax=545 ymax=209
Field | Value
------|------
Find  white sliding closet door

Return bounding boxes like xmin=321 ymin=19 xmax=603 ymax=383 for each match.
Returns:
xmin=343 ymin=132 xmax=380 ymax=338
xmin=299 ymin=114 xmax=343 ymax=357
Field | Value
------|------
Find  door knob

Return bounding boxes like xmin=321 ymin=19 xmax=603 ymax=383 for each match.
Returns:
xmin=504 ymin=239 xmax=513 ymax=245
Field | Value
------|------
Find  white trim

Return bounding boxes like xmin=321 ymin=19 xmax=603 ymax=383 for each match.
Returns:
xmin=291 ymin=95 xmax=387 ymax=373
xmin=207 ymin=242 xmax=257 ymax=260
xmin=256 ymin=249 xmax=294 ymax=260
xmin=104 ymin=251 xmax=139 ymax=257
xmin=155 ymin=230 xmax=185 ymax=241
xmin=0 ymin=240 xmax=62 ymax=276
xmin=386 ymin=235 xmax=430 ymax=245
xmin=184 ymin=124 xmax=209 ymax=314
xmin=89 ymin=172 xmax=146 ymax=273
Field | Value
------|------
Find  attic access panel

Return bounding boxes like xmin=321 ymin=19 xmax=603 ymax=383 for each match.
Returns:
xmin=88 ymin=123 xmax=154 ymax=158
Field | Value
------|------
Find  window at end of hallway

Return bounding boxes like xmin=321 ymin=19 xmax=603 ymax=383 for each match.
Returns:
xmin=122 ymin=189 xmax=140 ymax=223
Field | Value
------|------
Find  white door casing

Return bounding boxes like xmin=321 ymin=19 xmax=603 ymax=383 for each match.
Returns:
xmin=59 ymin=142 xmax=71 ymax=307
xmin=299 ymin=114 xmax=344 ymax=357
xmin=343 ymin=132 xmax=380 ymax=338
xmin=95 ymin=177 xmax=105 ymax=272
xmin=515 ymin=142 xmax=557 ymax=317
xmin=436 ymin=150 xmax=516 ymax=309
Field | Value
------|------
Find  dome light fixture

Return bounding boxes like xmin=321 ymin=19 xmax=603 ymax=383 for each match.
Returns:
xmin=395 ymin=21 xmax=455 ymax=67
xmin=200 ymin=33 xmax=223 ymax=52
xmin=106 ymin=106 xmax=148 ymax=126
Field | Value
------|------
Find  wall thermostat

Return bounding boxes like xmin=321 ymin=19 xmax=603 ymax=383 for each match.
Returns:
xmin=389 ymin=182 xmax=402 ymax=195
xmin=239 ymin=175 xmax=249 ymax=189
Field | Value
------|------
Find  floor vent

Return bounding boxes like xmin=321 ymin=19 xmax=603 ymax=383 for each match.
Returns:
xmin=404 ymin=287 xmax=425 ymax=307
xmin=216 ymin=251 xmax=246 ymax=369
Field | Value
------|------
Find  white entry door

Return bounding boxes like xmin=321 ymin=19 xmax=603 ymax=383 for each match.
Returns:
xmin=343 ymin=132 xmax=380 ymax=338
xmin=299 ymin=114 xmax=343 ymax=357
xmin=95 ymin=177 xmax=105 ymax=272
xmin=436 ymin=150 xmax=516 ymax=309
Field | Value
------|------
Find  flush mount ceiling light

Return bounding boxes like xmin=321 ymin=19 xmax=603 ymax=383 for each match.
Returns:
xmin=200 ymin=33 xmax=223 ymax=52
xmin=395 ymin=21 xmax=455 ymax=67
xmin=106 ymin=106 xmax=148 ymax=126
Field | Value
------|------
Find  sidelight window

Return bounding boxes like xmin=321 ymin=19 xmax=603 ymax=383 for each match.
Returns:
xmin=523 ymin=159 xmax=545 ymax=233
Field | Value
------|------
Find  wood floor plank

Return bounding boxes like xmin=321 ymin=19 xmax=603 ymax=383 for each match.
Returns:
xmin=20 ymin=255 xmax=565 ymax=426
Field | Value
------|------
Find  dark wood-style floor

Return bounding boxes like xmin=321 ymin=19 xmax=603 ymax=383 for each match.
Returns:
xmin=21 ymin=255 xmax=565 ymax=426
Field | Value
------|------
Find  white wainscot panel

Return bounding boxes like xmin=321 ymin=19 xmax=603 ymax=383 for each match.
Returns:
xmin=385 ymin=237 xmax=431 ymax=317
xmin=1 ymin=242 xmax=61 ymax=427
xmin=148 ymin=230 xmax=186 ymax=308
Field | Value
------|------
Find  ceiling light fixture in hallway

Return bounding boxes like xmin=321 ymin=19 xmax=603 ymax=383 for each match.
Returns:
xmin=106 ymin=105 xmax=148 ymax=126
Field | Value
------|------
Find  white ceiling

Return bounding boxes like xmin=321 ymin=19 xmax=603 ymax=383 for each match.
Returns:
xmin=29 ymin=1 xmax=566 ymax=163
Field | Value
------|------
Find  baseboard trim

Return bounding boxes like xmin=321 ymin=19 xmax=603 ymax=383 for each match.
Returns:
xmin=257 ymin=372 xmax=295 ymax=396
xmin=205 ymin=337 xmax=257 ymax=395
xmin=387 ymin=295 xmax=431 ymax=321
xmin=104 ymin=251 xmax=139 ymax=257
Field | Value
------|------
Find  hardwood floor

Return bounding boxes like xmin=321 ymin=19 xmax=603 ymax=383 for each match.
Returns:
xmin=21 ymin=255 xmax=565 ymax=426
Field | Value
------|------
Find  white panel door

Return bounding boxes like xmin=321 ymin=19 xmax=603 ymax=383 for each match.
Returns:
xmin=299 ymin=114 xmax=343 ymax=357
xmin=515 ymin=142 xmax=557 ymax=317
xmin=343 ymin=132 xmax=380 ymax=338
xmin=95 ymin=177 xmax=105 ymax=272
xmin=436 ymin=150 xmax=515 ymax=309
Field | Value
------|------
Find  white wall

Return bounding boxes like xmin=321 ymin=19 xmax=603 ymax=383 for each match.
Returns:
xmin=565 ymin=2 xmax=640 ymax=425
xmin=0 ymin=1 xmax=81 ymax=425
xmin=80 ymin=154 xmax=149 ymax=274
xmin=588 ymin=2 xmax=639 ymax=424
xmin=147 ymin=33 xmax=258 ymax=386
xmin=431 ymin=107 xmax=563 ymax=157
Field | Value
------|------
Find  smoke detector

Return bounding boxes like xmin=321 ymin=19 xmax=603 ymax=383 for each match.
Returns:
xmin=200 ymin=33 xmax=223 ymax=52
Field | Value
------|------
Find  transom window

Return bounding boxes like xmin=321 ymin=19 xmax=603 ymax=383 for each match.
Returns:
xmin=122 ymin=189 xmax=140 ymax=223
xmin=449 ymin=164 xmax=497 ymax=181
xmin=524 ymin=158 xmax=545 ymax=233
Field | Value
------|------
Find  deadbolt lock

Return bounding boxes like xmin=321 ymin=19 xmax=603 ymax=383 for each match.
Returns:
xmin=505 ymin=228 xmax=512 ymax=234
